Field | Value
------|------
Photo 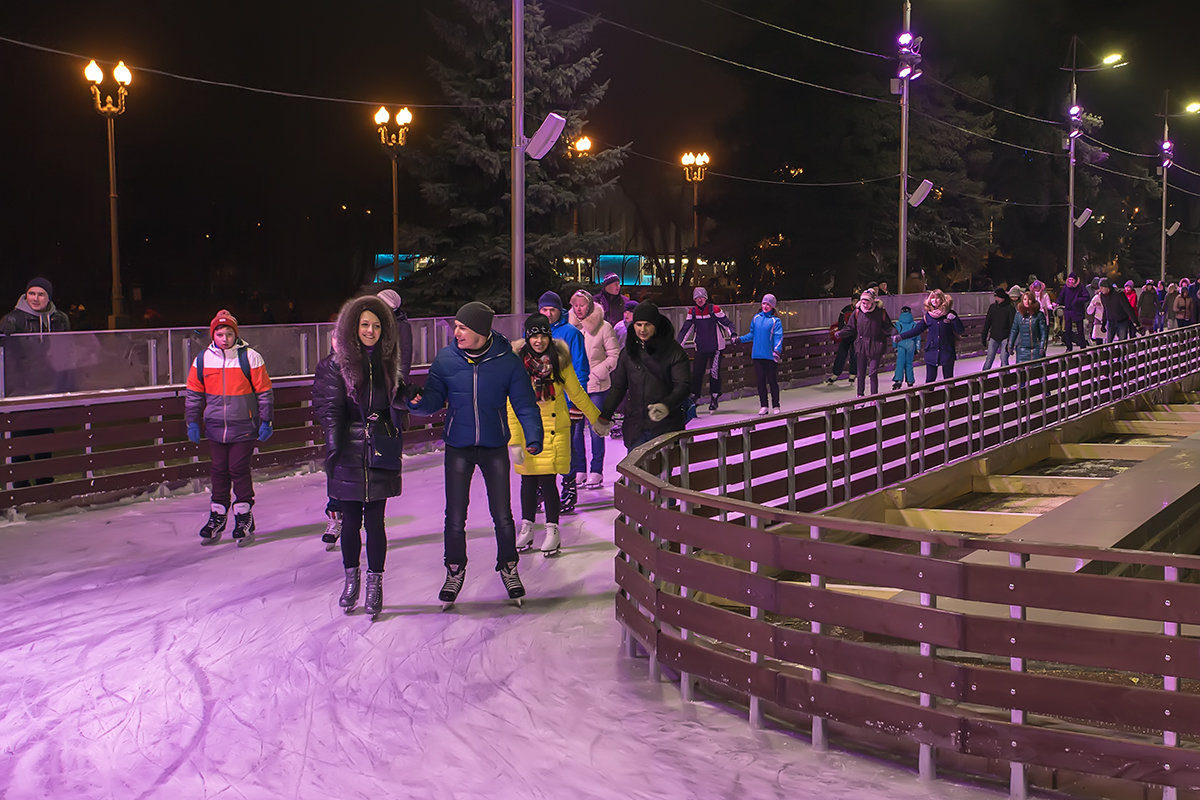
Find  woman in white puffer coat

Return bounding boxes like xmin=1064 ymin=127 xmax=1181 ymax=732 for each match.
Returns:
xmin=568 ymin=289 xmax=620 ymax=490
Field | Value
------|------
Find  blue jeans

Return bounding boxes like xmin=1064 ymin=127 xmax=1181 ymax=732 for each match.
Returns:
xmin=1105 ymin=321 xmax=1130 ymax=343
xmin=982 ymin=338 xmax=1009 ymax=369
xmin=442 ymin=445 xmax=517 ymax=569
xmin=570 ymin=390 xmax=608 ymax=475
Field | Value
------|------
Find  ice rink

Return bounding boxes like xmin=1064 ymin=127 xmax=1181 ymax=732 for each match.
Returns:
xmin=0 ymin=372 xmax=1006 ymax=800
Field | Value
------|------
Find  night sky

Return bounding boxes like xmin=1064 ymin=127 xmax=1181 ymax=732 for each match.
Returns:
xmin=3 ymin=1 xmax=1200 ymax=323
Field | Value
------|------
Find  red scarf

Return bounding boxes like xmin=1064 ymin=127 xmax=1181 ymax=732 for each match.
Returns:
xmin=523 ymin=352 xmax=556 ymax=402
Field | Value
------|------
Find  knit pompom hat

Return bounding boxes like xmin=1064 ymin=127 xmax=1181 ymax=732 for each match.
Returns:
xmin=209 ymin=309 xmax=238 ymax=339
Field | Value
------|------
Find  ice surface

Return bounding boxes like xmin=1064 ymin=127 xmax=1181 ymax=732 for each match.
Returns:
xmin=0 ymin=359 xmax=1007 ymax=800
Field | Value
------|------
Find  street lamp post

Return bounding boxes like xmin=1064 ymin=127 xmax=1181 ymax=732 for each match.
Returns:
xmin=1158 ymin=94 xmax=1200 ymax=282
xmin=84 ymin=59 xmax=132 ymax=329
xmin=896 ymin=2 xmax=922 ymax=294
xmin=570 ymin=136 xmax=592 ymax=236
xmin=681 ymin=151 xmax=710 ymax=250
xmin=374 ymin=106 xmax=413 ymax=283
xmin=1062 ymin=38 xmax=1124 ymax=277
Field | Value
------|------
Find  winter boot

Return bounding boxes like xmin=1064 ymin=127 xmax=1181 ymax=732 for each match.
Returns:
xmin=199 ymin=503 xmax=228 ymax=544
xmin=440 ymin=564 xmax=466 ymax=605
xmin=559 ymin=475 xmax=578 ymax=515
xmin=339 ymin=567 xmax=361 ymax=612
xmin=322 ymin=511 xmax=342 ymax=551
xmin=515 ymin=520 xmax=536 ymax=552
xmin=499 ymin=561 xmax=526 ymax=601
xmin=708 ymin=393 xmax=719 ymax=411
xmin=231 ymin=503 xmax=255 ymax=547
xmin=823 ymin=375 xmax=837 ymax=385
xmin=541 ymin=523 xmax=561 ymax=557
xmin=585 ymin=472 xmax=603 ymax=490
xmin=892 ymin=381 xmax=901 ymax=391
xmin=364 ymin=571 xmax=384 ymax=620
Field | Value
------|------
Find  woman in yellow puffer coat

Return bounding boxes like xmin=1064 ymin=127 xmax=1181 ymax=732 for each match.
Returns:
xmin=507 ymin=314 xmax=608 ymax=556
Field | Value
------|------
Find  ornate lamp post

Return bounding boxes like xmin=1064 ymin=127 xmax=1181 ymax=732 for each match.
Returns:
xmin=895 ymin=2 xmax=923 ymax=294
xmin=681 ymin=151 xmax=710 ymax=250
xmin=1158 ymin=95 xmax=1200 ymax=282
xmin=374 ymin=106 xmax=413 ymax=283
xmin=84 ymin=59 xmax=132 ymax=329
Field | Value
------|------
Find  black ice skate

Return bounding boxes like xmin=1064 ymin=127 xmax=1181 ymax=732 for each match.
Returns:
xmin=231 ymin=506 xmax=255 ymax=547
xmin=500 ymin=561 xmax=525 ymax=606
xmin=559 ymin=475 xmax=577 ymax=515
xmin=440 ymin=564 xmax=466 ymax=610
xmin=708 ymin=394 xmax=719 ymax=412
xmin=199 ymin=504 xmax=228 ymax=545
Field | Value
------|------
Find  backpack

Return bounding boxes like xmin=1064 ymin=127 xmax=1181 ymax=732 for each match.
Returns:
xmin=829 ymin=306 xmax=854 ymax=342
xmin=195 ymin=347 xmax=252 ymax=391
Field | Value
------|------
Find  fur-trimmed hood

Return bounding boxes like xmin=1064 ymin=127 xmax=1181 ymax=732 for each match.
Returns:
xmin=334 ymin=294 xmax=404 ymax=403
xmin=568 ymin=297 xmax=606 ymax=336
xmin=511 ymin=337 xmax=571 ymax=361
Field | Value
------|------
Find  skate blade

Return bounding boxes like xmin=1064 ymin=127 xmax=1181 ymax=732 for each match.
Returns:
xmin=541 ymin=548 xmax=560 ymax=558
xmin=200 ymin=536 xmax=222 ymax=546
xmin=441 ymin=601 xmax=456 ymax=611
xmin=325 ymin=542 xmax=339 ymax=552
xmin=341 ymin=604 xmax=357 ymax=614
xmin=236 ymin=536 xmax=254 ymax=548
xmin=510 ymin=597 xmax=524 ymax=608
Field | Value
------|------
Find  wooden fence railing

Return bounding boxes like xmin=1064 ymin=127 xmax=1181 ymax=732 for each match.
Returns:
xmin=2 ymin=321 xmax=990 ymax=511
xmin=614 ymin=327 xmax=1200 ymax=799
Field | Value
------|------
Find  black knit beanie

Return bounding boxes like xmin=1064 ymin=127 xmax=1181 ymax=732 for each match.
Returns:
xmin=631 ymin=302 xmax=660 ymax=325
xmin=455 ymin=301 xmax=495 ymax=337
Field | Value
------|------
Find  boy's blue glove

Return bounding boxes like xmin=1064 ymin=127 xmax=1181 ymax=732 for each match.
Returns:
xmin=258 ymin=422 xmax=273 ymax=442
xmin=187 ymin=422 xmax=201 ymax=443
xmin=525 ymin=442 xmax=543 ymax=456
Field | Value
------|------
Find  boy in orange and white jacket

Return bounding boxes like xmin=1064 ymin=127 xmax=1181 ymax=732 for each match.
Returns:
xmin=185 ymin=309 xmax=274 ymax=545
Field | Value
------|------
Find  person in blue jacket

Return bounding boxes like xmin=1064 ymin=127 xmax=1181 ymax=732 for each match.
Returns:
xmin=895 ymin=289 xmax=965 ymax=382
xmin=537 ymin=290 xmax=589 ymax=513
xmin=891 ymin=306 xmax=918 ymax=390
xmin=738 ymin=293 xmax=784 ymax=415
xmin=408 ymin=301 xmax=544 ymax=607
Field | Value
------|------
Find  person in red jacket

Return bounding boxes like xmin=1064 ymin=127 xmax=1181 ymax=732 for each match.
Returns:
xmin=185 ymin=309 xmax=274 ymax=546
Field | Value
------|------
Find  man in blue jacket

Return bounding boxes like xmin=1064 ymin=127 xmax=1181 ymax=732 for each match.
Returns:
xmin=409 ymin=301 xmax=544 ymax=607
xmin=537 ymin=290 xmax=589 ymax=513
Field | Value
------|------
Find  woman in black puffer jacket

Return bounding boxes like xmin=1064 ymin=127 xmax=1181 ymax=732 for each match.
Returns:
xmin=311 ymin=294 xmax=407 ymax=620
xmin=598 ymin=302 xmax=691 ymax=448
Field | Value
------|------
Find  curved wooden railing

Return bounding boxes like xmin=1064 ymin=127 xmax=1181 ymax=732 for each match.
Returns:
xmin=615 ymin=329 xmax=1200 ymax=799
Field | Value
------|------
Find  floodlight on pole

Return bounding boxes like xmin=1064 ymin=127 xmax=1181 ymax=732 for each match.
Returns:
xmin=1159 ymin=92 xmax=1200 ymax=281
xmin=895 ymin=1 xmax=923 ymax=293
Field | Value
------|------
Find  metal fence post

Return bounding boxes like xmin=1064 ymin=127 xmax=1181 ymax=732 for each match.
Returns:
xmin=1008 ymin=551 xmax=1029 ymax=800
xmin=679 ymin=440 xmax=695 ymax=703
xmin=1163 ymin=564 xmax=1179 ymax=800
xmin=919 ymin=539 xmax=938 ymax=781
xmin=147 ymin=339 xmax=159 ymax=386
xmin=810 ymin=523 xmax=827 ymax=751
xmin=748 ymin=513 xmax=764 ymax=729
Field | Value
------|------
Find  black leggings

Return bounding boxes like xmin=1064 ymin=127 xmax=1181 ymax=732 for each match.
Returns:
xmin=340 ymin=499 xmax=387 ymax=572
xmin=520 ymin=474 xmax=560 ymax=524
xmin=753 ymin=359 xmax=780 ymax=407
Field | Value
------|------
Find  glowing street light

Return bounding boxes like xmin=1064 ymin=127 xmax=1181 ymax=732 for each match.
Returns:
xmin=84 ymin=59 xmax=133 ymax=329
xmin=895 ymin=2 xmax=923 ymax=293
xmin=681 ymin=152 xmax=711 ymax=250
xmin=1159 ymin=93 xmax=1200 ymax=281
xmin=374 ymin=106 xmax=414 ymax=282
xmin=1062 ymin=37 xmax=1125 ymax=276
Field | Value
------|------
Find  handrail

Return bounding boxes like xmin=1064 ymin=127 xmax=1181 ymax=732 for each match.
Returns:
xmin=614 ymin=326 xmax=1200 ymax=798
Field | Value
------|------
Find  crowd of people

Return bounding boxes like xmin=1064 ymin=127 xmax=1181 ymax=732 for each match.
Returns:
xmin=6 ymin=268 xmax=1187 ymax=615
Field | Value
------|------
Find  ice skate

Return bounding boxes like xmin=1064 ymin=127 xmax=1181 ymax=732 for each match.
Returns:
xmin=708 ymin=394 xmax=719 ymax=412
xmin=823 ymin=375 xmax=836 ymax=385
xmin=541 ymin=523 xmax=560 ymax=557
xmin=364 ymin=571 xmax=383 ymax=620
xmin=440 ymin=564 xmax=466 ymax=609
xmin=559 ymin=475 xmax=577 ymax=515
xmin=757 ymin=407 xmax=768 ymax=416
xmin=231 ymin=506 xmax=255 ymax=547
xmin=771 ymin=407 xmax=782 ymax=415
xmin=199 ymin=503 xmax=227 ymax=544
xmin=584 ymin=472 xmax=603 ymax=490
xmin=892 ymin=381 xmax=901 ymax=391
xmin=339 ymin=567 xmax=360 ymax=612
xmin=500 ymin=561 xmax=525 ymax=604
xmin=321 ymin=512 xmax=341 ymax=551
xmin=515 ymin=520 xmax=536 ymax=552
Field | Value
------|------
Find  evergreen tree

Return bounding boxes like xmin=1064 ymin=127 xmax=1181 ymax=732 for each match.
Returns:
xmin=398 ymin=0 xmax=626 ymax=315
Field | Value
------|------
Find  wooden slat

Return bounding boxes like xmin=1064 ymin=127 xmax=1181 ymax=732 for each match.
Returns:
xmin=1103 ymin=420 xmax=1198 ymax=435
xmin=971 ymin=474 xmax=1106 ymax=495
xmin=1046 ymin=442 xmax=1168 ymax=460
xmin=884 ymin=507 xmax=1035 ymax=535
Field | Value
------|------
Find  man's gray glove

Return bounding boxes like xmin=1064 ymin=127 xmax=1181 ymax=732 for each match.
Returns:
xmin=647 ymin=403 xmax=670 ymax=422
xmin=593 ymin=417 xmax=613 ymax=437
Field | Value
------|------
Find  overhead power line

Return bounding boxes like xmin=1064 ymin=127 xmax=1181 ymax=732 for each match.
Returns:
xmin=696 ymin=0 xmax=889 ymax=60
